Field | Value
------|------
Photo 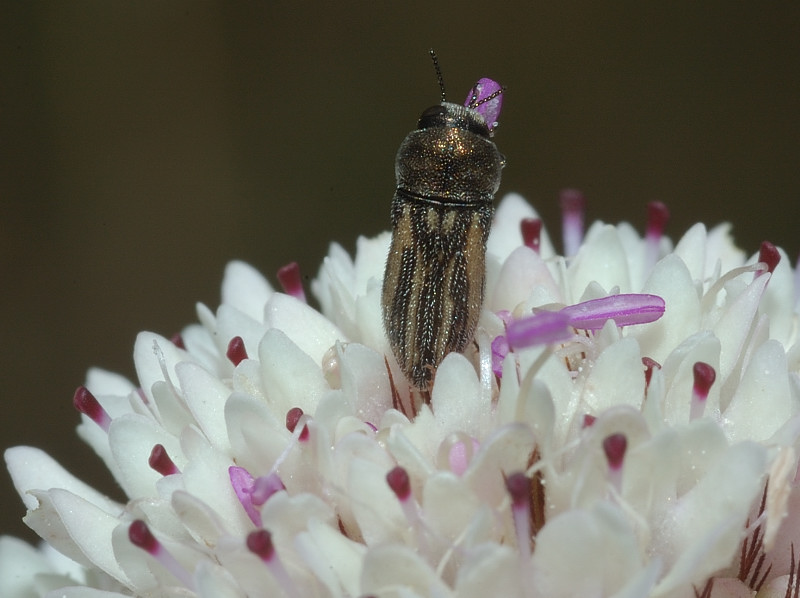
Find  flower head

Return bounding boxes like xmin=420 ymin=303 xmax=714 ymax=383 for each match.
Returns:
xmin=4 ymin=192 xmax=800 ymax=598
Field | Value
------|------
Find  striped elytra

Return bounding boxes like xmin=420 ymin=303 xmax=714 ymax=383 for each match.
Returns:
xmin=382 ymin=81 xmax=505 ymax=392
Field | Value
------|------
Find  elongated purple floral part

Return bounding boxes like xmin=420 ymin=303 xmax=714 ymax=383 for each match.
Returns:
xmin=504 ymin=293 xmax=665 ymax=351
xmin=229 ymin=466 xmax=262 ymax=526
xmin=560 ymin=294 xmax=665 ymax=330
xmin=464 ymin=78 xmax=504 ymax=131
xmin=491 ymin=335 xmax=509 ymax=377
xmin=506 ymin=310 xmax=572 ymax=349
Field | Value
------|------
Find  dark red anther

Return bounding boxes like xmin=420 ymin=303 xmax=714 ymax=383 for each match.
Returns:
xmin=129 ymin=520 xmax=158 ymax=554
xmin=521 ymin=218 xmax=542 ymax=253
xmin=692 ymin=362 xmax=716 ymax=400
xmin=603 ymin=434 xmax=627 ymax=471
xmin=758 ymin=241 xmax=780 ymax=275
xmin=73 ymin=386 xmax=112 ymax=432
xmin=170 ymin=333 xmax=185 ymax=349
xmin=286 ymin=407 xmax=303 ymax=433
xmin=286 ymin=407 xmax=309 ymax=441
xmin=226 ymin=336 xmax=248 ymax=366
xmin=560 ymin=189 xmax=586 ymax=257
xmin=582 ymin=414 xmax=597 ymax=428
xmin=247 ymin=529 xmax=275 ymax=561
xmin=148 ymin=444 xmax=179 ymax=476
xmin=505 ymin=472 xmax=531 ymax=508
xmin=646 ymin=201 xmax=670 ymax=238
xmin=277 ymin=262 xmax=307 ymax=303
xmin=642 ymin=357 xmax=661 ymax=389
xmin=386 ymin=466 xmax=411 ymax=501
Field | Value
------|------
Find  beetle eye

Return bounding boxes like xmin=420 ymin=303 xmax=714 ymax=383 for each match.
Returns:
xmin=417 ymin=105 xmax=447 ymax=129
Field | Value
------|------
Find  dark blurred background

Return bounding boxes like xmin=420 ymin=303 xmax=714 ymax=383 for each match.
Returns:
xmin=2 ymin=3 xmax=799 ymax=541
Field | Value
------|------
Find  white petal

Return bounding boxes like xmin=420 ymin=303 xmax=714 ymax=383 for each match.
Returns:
xmin=0 ymin=536 xmax=57 ymax=596
xmin=264 ymin=293 xmax=346 ymax=365
xmin=422 ymin=472 xmax=482 ymax=543
xmin=44 ymin=589 xmax=131 ymax=598
xmin=108 ymin=414 xmax=183 ymax=498
xmin=221 ymin=260 xmax=274 ymax=322
xmin=723 ymin=340 xmax=795 ymax=442
xmin=490 ymin=245 xmax=562 ymax=313
xmin=634 ymin=254 xmax=702 ymax=363
xmin=5 ymin=447 xmax=122 ymax=514
xmin=195 ymin=559 xmax=246 ymax=598
xmin=133 ymin=331 xmax=187 ymax=405
xmin=361 ymin=544 xmax=451 ymax=597
xmin=568 ymin=224 xmax=632 ymax=299
xmin=175 ymin=361 xmax=232 ymax=452
xmin=24 ymin=488 xmax=128 ymax=585
xmin=224 ymin=392 xmax=289 ymax=473
xmin=85 ymin=368 xmax=135 ymax=396
xmin=214 ymin=303 xmax=269 ymax=359
xmin=297 ymin=518 xmax=366 ymax=598
xmin=431 ymin=353 xmax=489 ymax=439
xmin=338 ymin=342 xmax=393 ymax=425
xmin=713 ymin=273 xmax=768 ymax=385
xmin=661 ymin=331 xmax=722 ymax=424
xmin=258 ymin=328 xmax=328 ymax=416
xmin=532 ymin=503 xmax=643 ymax=598
xmin=673 ymin=222 xmax=708 ymax=284
xmin=455 ymin=544 xmax=522 ymax=598
xmin=464 ymin=423 xmax=536 ymax=507
xmin=653 ymin=441 xmax=767 ymax=595
xmin=487 ymin=193 xmax=556 ymax=261
xmin=581 ymin=337 xmax=645 ymax=413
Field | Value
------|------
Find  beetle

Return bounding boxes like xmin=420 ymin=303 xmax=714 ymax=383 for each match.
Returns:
xmin=382 ymin=51 xmax=505 ymax=392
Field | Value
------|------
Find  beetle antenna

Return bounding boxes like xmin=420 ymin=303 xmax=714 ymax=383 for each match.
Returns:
xmin=429 ymin=49 xmax=447 ymax=102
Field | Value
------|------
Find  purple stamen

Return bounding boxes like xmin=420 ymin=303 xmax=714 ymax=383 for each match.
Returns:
xmin=226 ymin=336 xmax=248 ymax=366
xmin=464 ymin=78 xmax=504 ymax=131
xmin=129 ymin=520 xmax=194 ymax=589
xmin=690 ymin=362 xmax=716 ymax=421
xmin=559 ymin=293 xmax=666 ymax=330
xmin=277 ymin=262 xmax=307 ymax=303
xmin=521 ymin=217 xmax=542 ymax=253
xmin=506 ymin=310 xmax=572 ymax=349
xmin=506 ymin=472 xmax=532 ymax=562
xmin=149 ymin=444 xmax=179 ymax=476
xmin=251 ymin=473 xmax=286 ymax=505
xmin=491 ymin=335 xmax=509 ymax=377
xmin=229 ymin=466 xmax=262 ymax=526
xmin=505 ymin=294 xmax=665 ymax=352
xmin=582 ymin=414 xmax=597 ymax=428
xmin=73 ymin=386 xmax=111 ymax=432
xmin=560 ymin=189 xmax=585 ymax=257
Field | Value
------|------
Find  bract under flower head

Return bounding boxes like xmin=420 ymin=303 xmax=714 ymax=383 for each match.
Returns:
xmin=4 ymin=192 xmax=800 ymax=598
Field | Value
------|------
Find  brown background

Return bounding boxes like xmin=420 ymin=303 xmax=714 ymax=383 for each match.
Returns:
xmin=2 ymin=3 xmax=799 ymax=542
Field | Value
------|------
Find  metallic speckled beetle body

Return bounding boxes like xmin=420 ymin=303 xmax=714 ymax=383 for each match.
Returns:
xmin=382 ymin=60 xmax=505 ymax=392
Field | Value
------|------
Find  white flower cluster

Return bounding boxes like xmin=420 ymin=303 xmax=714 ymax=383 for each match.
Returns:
xmin=4 ymin=193 xmax=800 ymax=598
